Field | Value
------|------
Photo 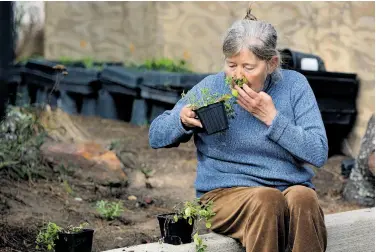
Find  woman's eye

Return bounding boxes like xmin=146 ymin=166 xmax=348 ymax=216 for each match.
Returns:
xmin=245 ymin=67 xmax=254 ymax=71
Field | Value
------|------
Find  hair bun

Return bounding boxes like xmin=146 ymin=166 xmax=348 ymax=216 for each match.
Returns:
xmin=244 ymin=6 xmax=257 ymax=21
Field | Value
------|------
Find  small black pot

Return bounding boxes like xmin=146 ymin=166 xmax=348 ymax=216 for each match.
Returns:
xmin=195 ymin=101 xmax=229 ymax=135
xmin=55 ymin=229 xmax=94 ymax=252
xmin=157 ymin=213 xmax=194 ymax=245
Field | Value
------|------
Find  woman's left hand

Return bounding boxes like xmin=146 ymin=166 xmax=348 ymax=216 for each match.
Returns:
xmin=234 ymin=84 xmax=277 ymax=126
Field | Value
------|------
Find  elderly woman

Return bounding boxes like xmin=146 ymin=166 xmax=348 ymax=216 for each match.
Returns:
xmin=148 ymin=8 xmax=328 ymax=252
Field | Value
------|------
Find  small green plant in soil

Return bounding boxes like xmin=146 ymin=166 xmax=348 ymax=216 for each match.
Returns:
xmin=62 ymin=180 xmax=74 ymax=196
xmin=140 ymin=167 xmax=154 ymax=179
xmin=58 ymin=56 xmax=77 ymax=67
xmin=35 ymin=222 xmax=88 ymax=251
xmin=81 ymin=57 xmax=95 ymax=69
xmin=95 ymin=200 xmax=124 ymax=220
xmin=58 ymin=56 xmax=103 ymax=70
xmin=108 ymin=140 xmax=121 ymax=151
xmin=135 ymin=58 xmax=192 ymax=73
xmin=171 ymin=198 xmax=216 ymax=252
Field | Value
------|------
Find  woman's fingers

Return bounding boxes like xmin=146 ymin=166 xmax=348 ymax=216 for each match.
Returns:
xmin=242 ymin=84 xmax=258 ymax=99
xmin=235 ymin=85 xmax=277 ymax=126
xmin=180 ymin=105 xmax=203 ymax=128
xmin=237 ymin=94 xmax=251 ymax=108
xmin=235 ymin=86 xmax=259 ymax=109
xmin=183 ymin=116 xmax=203 ymax=128
xmin=234 ymin=85 xmax=250 ymax=100
xmin=237 ymin=98 xmax=247 ymax=111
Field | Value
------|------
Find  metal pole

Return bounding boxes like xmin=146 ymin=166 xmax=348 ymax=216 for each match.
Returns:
xmin=0 ymin=1 xmax=14 ymax=120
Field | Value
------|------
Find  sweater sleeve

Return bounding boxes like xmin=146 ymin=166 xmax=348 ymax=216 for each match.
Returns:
xmin=148 ymin=78 xmax=206 ymax=149
xmin=266 ymin=73 xmax=329 ymax=167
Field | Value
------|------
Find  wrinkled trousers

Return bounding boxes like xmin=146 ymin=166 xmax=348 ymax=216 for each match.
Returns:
xmin=200 ymin=185 xmax=327 ymax=252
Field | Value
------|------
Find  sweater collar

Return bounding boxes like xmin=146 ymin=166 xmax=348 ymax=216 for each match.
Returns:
xmin=261 ymin=74 xmax=273 ymax=93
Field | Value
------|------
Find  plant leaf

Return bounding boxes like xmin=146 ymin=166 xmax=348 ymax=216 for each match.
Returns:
xmin=231 ymin=89 xmax=238 ymax=97
xmin=185 ymin=207 xmax=192 ymax=217
xmin=205 ymin=222 xmax=212 ymax=229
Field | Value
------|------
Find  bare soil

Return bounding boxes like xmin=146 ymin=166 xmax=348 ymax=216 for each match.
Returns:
xmin=0 ymin=115 xmax=363 ymax=252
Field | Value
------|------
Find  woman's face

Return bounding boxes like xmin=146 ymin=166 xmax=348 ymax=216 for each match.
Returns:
xmin=224 ymin=48 xmax=275 ymax=92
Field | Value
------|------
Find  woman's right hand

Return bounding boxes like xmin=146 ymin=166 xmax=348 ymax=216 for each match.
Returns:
xmin=180 ymin=105 xmax=203 ymax=129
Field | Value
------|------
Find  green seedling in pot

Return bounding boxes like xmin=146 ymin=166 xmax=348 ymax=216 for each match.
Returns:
xmin=181 ymin=88 xmax=234 ymax=118
xmin=35 ymin=222 xmax=89 ymax=251
xmin=170 ymin=198 xmax=216 ymax=252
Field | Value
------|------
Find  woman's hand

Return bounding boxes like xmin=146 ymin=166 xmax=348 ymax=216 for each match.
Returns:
xmin=234 ymin=84 xmax=277 ymax=126
xmin=180 ymin=105 xmax=203 ymax=129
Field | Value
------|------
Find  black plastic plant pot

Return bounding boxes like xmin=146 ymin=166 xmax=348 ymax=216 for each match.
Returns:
xmin=195 ymin=101 xmax=229 ymax=135
xmin=55 ymin=229 xmax=94 ymax=252
xmin=157 ymin=213 xmax=194 ymax=245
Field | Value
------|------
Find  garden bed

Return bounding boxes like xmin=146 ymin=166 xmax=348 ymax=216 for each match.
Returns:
xmin=0 ymin=111 xmax=363 ymax=252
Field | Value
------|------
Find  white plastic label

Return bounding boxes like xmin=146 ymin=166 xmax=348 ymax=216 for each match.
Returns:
xmin=301 ymin=58 xmax=319 ymax=71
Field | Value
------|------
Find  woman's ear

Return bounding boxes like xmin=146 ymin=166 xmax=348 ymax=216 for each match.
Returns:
xmin=267 ymin=56 xmax=279 ymax=74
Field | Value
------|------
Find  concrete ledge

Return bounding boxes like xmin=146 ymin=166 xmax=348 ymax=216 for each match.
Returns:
xmin=325 ymin=207 xmax=374 ymax=252
xmin=104 ymin=208 xmax=375 ymax=252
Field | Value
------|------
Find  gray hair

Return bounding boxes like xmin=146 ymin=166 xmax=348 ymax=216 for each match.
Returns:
xmin=222 ymin=19 xmax=282 ymax=80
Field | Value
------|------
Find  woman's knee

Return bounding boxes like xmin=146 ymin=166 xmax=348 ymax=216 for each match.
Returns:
xmin=250 ymin=187 xmax=287 ymax=215
xmin=284 ymin=185 xmax=320 ymax=210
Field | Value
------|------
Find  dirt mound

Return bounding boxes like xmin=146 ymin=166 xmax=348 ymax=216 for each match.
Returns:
xmin=0 ymin=223 xmax=37 ymax=251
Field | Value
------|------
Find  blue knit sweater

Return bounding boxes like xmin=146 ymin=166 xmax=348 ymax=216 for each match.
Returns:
xmin=148 ymin=70 xmax=328 ymax=198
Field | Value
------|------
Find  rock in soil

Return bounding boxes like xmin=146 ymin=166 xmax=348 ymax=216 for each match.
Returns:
xmin=41 ymin=141 xmax=127 ymax=186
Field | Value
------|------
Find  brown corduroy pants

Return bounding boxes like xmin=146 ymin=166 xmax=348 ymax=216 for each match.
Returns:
xmin=200 ymin=185 xmax=327 ymax=252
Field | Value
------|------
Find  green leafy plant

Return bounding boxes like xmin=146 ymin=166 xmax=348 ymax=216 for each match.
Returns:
xmin=181 ymin=88 xmax=235 ymax=118
xmin=0 ymin=106 xmax=47 ymax=180
xmin=108 ymin=140 xmax=121 ymax=151
xmin=225 ymin=76 xmax=248 ymax=97
xmin=35 ymin=222 xmax=88 ymax=251
xmin=58 ymin=56 xmax=103 ymax=70
xmin=35 ymin=222 xmax=62 ymax=251
xmin=58 ymin=56 xmax=74 ymax=66
xmin=62 ymin=180 xmax=74 ymax=196
xmin=81 ymin=57 xmax=95 ymax=69
xmin=57 ymin=162 xmax=76 ymax=177
xmin=95 ymin=200 xmax=124 ymax=220
xmin=135 ymin=58 xmax=192 ymax=73
xmin=171 ymin=198 xmax=216 ymax=252
xmin=140 ymin=167 xmax=154 ymax=179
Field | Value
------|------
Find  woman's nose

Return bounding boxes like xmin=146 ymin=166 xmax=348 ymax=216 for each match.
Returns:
xmin=234 ymin=67 xmax=243 ymax=79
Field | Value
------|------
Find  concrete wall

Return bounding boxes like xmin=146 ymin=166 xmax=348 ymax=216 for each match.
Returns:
xmin=14 ymin=1 xmax=44 ymax=60
xmin=44 ymin=1 xmax=375 ymax=155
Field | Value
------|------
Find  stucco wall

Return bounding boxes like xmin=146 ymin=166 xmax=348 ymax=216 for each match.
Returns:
xmin=44 ymin=1 xmax=375 ymax=156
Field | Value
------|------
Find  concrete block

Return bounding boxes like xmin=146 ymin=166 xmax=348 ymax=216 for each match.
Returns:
xmin=103 ymin=208 xmax=375 ymax=252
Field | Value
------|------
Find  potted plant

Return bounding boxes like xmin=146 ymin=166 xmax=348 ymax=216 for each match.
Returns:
xmin=157 ymin=198 xmax=216 ymax=252
xmin=181 ymin=86 xmax=235 ymax=135
xmin=35 ymin=222 xmax=94 ymax=252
